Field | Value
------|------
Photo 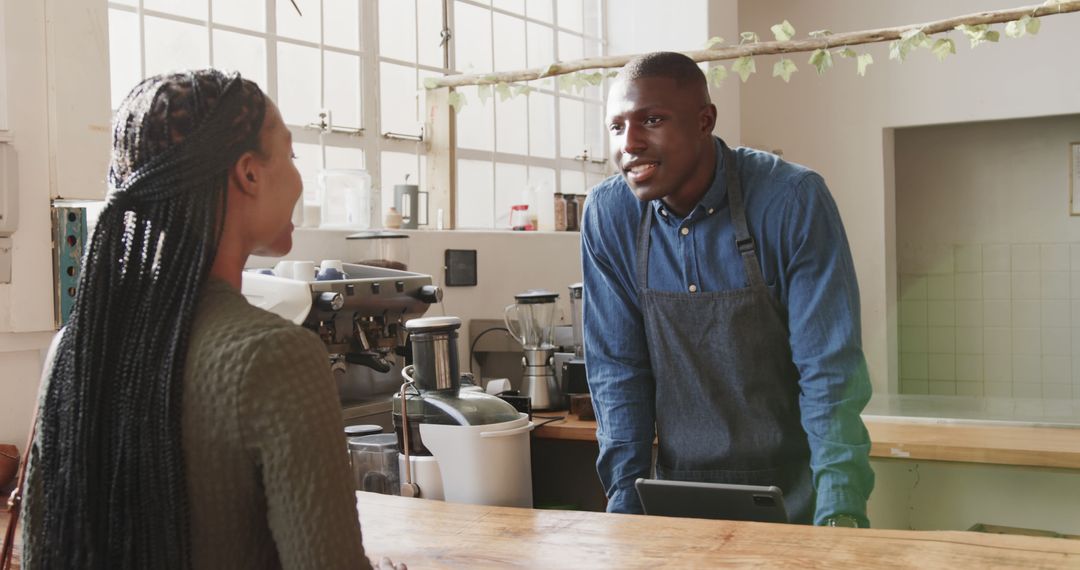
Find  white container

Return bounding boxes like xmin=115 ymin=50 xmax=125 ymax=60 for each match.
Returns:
xmin=319 ymin=169 xmax=374 ymax=230
xmin=400 ymin=413 xmax=534 ymax=508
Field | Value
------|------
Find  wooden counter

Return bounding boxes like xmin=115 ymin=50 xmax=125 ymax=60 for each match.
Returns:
xmin=354 ymin=491 xmax=1080 ymax=568
xmin=532 ymin=414 xmax=1080 ymax=470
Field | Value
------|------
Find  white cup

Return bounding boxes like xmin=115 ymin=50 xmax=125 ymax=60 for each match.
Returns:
xmin=302 ymin=202 xmax=322 ymax=228
xmin=292 ymin=261 xmax=315 ymax=281
xmin=320 ymin=259 xmax=345 ymax=272
xmin=273 ymin=260 xmax=294 ymax=279
xmin=485 ymin=378 xmax=512 ymax=395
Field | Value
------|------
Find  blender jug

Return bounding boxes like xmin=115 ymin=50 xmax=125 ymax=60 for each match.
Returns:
xmin=504 ymin=290 xmax=562 ymax=410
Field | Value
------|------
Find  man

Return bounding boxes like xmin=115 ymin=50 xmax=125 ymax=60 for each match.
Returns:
xmin=580 ymin=52 xmax=874 ymax=527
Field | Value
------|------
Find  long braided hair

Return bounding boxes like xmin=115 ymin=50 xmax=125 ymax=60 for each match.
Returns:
xmin=29 ymin=70 xmax=266 ymax=569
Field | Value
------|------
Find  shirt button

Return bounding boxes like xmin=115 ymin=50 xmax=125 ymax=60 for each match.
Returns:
xmin=688 ymin=284 xmax=698 ymax=292
xmin=660 ymin=208 xmax=668 ymax=217
xmin=707 ymin=208 xmax=715 ymax=215
xmin=680 ymin=227 xmax=689 ymax=236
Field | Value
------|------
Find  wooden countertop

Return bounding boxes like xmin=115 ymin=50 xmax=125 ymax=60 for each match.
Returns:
xmin=354 ymin=492 xmax=1080 ymax=568
xmin=532 ymin=414 xmax=1080 ymax=470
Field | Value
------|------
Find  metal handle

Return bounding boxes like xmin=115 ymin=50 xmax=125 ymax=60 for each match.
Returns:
xmin=503 ymin=304 xmax=522 ymax=345
xmin=399 ymin=366 xmax=420 ymax=498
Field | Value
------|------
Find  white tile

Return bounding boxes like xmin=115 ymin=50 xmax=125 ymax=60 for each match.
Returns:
xmin=927 ymin=300 xmax=955 ymax=326
xmin=928 ymin=381 xmax=955 ymax=396
xmin=1013 ymin=383 xmax=1042 ymax=398
xmin=1040 ymin=244 xmax=1069 ymax=272
xmin=900 ymin=380 xmax=928 ymax=395
xmin=955 ymin=354 xmax=983 ymax=381
xmin=1011 ymin=244 xmax=1040 ymax=272
xmin=928 ymin=245 xmax=955 ymax=275
xmin=983 ymin=244 xmax=1011 ymax=272
xmin=1042 ymin=355 xmax=1071 ymax=383
xmin=1041 ymin=328 xmax=1070 ymax=356
xmin=984 ymin=327 xmax=1012 ymax=354
xmin=954 ymin=273 xmax=982 ymax=300
xmin=1011 ymin=272 xmax=1040 ymax=300
xmin=1071 ymin=272 xmax=1080 ymax=299
xmin=956 ymin=327 xmax=983 ymax=354
xmin=1044 ymin=400 xmax=1073 ymax=417
xmin=1011 ymin=327 xmax=1041 ymax=355
xmin=928 ymin=327 xmax=955 ymax=353
xmin=1012 ymin=354 xmax=1041 ymax=383
xmin=956 ymin=381 xmax=984 ymax=397
xmin=900 ymin=353 xmax=928 ymax=380
xmin=1042 ymin=383 xmax=1071 ymax=400
xmin=983 ymin=301 xmax=1012 ymax=327
xmin=928 ymin=354 xmax=955 ymax=380
xmin=899 ymin=274 xmax=927 ymax=301
xmin=984 ymin=353 xmax=1012 ymax=382
xmin=927 ymin=275 xmax=955 ymax=300
xmin=1011 ymin=300 xmax=1040 ymax=328
xmin=956 ymin=301 xmax=983 ymax=327
xmin=1042 ymin=272 xmax=1069 ymax=300
xmin=1072 ymin=302 xmax=1080 ymax=327
xmin=1071 ymin=244 xmax=1080 ymax=270
xmin=985 ymin=382 xmax=1013 ymax=397
xmin=900 ymin=300 xmax=927 ymax=326
xmin=954 ymin=244 xmax=982 ymax=273
xmin=982 ymin=273 xmax=1011 ymax=300
xmin=900 ymin=326 xmax=928 ymax=353
xmin=1041 ymin=300 xmax=1070 ymax=328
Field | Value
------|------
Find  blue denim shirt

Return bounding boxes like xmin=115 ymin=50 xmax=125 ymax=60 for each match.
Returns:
xmin=580 ymin=137 xmax=874 ymax=525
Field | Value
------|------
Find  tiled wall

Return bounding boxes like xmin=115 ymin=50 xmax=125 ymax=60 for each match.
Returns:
xmin=898 ymin=242 xmax=1080 ymax=400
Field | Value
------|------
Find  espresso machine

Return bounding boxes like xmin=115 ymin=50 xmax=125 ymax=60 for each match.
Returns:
xmin=394 ymin=316 xmax=534 ymax=507
xmin=504 ymin=290 xmax=561 ymax=411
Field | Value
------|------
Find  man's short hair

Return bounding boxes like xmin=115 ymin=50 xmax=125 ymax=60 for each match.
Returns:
xmin=617 ymin=51 xmax=708 ymax=93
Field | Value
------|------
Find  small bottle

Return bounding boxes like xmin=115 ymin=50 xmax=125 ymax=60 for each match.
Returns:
xmin=384 ymin=207 xmax=403 ymax=229
xmin=553 ymin=192 xmax=566 ymax=231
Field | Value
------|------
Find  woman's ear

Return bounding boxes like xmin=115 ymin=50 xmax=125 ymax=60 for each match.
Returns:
xmin=231 ymin=151 xmax=259 ymax=196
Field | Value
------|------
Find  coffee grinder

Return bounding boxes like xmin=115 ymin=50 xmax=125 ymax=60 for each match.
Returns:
xmin=504 ymin=290 xmax=561 ymax=410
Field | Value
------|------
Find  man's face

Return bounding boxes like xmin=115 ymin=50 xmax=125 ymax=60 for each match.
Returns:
xmin=606 ymin=76 xmax=715 ymax=203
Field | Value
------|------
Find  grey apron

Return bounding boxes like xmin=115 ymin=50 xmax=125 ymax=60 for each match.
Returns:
xmin=637 ymin=142 xmax=815 ymax=524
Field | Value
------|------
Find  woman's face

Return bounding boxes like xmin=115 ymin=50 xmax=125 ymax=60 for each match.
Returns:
xmin=248 ymin=101 xmax=302 ymax=257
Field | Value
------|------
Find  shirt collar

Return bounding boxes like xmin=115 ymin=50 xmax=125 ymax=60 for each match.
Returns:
xmin=651 ymin=136 xmax=727 ymax=222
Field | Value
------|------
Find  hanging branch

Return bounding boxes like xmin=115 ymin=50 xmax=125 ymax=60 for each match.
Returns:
xmin=426 ymin=1 xmax=1080 ymax=89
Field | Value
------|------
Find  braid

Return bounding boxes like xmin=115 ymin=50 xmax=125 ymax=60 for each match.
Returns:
xmin=28 ymin=70 xmax=266 ymax=569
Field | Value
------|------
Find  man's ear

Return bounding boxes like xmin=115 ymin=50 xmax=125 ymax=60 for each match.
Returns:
xmin=231 ymin=151 xmax=259 ymax=196
xmin=700 ymin=103 xmax=718 ymax=135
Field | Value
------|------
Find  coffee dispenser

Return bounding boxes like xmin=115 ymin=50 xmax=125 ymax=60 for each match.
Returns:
xmin=504 ymin=290 xmax=561 ymax=410
xmin=393 ymin=177 xmax=426 ymax=229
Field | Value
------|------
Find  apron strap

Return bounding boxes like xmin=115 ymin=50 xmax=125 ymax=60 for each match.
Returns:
xmin=723 ymin=143 xmax=767 ymax=288
xmin=635 ymin=201 xmax=653 ymax=291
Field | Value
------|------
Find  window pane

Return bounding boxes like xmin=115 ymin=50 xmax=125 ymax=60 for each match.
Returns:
xmin=586 ymin=169 xmax=607 ymax=191
xmin=324 ymin=0 xmax=360 ymax=50
xmin=381 ymin=151 xmax=421 ymax=222
xmin=277 ymin=42 xmax=321 ymax=127
xmin=494 ymin=162 xmax=528 ymax=229
xmin=145 ymin=0 xmax=206 ymax=20
xmin=326 ymin=145 xmax=365 ymax=170
xmin=144 ymin=16 xmax=209 ymax=77
xmin=559 ymin=97 xmax=584 ymax=159
xmin=417 ymin=69 xmax=440 ymax=126
xmin=583 ymin=0 xmax=602 ymax=38
xmin=379 ymin=0 xmax=416 ymax=62
xmin=213 ymin=0 xmax=265 ymax=32
xmin=111 ymin=0 xmax=136 ymax=5
xmin=527 ymin=0 xmax=553 ymax=23
xmin=526 ymin=22 xmax=554 ymax=89
xmin=453 ymin=1 xmax=491 ymax=72
xmin=324 ymin=51 xmax=361 ymax=128
xmin=293 ymin=141 xmax=324 ymax=202
xmin=493 ymin=0 xmax=525 ymax=15
xmin=417 ymin=0 xmax=444 ymax=68
xmin=561 ymin=168 xmax=586 ymax=196
xmin=379 ymin=62 xmax=419 ymax=135
xmin=492 ymin=14 xmax=525 ymax=72
xmin=457 ymin=159 xmax=494 ymax=228
xmin=455 ymin=91 xmax=494 ymax=151
xmin=495 ymin=94 xmax=527 ymax=155
xmin=108 ymin=8 xmax=140 ymax=110
xmin=528 ymin=92 xmax=555 ymax=158
xmin=528 ymin=166 xmax=556 ymax=230
xmin=584 ymin=101 xmax=604 ymax=159
xmin=213 ymin=30 xmax=267 ymax=91
xmin=558 ymin=31 xmax=582 ymax=61
xmin=277 ymin=0 xmax=320 ymax=43
xmin=556 ymin=0 xmax=582 ymax=32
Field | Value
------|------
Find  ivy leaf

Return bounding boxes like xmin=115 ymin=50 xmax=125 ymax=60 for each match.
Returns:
xmin=1026 ymin=16 xmax=1042 ymax=35
xmin=856 ymin=53 xmax=873 ymax=76
xmin=557 ymin=74 xmax=575 ymax=93
xmin=732 ymin=56 xmax=756 ymax=82
xmin=582 ymin=71 xmax=604 ymax=86
xmin=740 ymin=31 xmax=759 ymax=44
xmin=704 ymin=36 xmax=725 ymax=49
xmin=888 ymin=40 xmax=910 ymax=62
xmin=511 ymin=83 xmax=533 ymax=97
xmin=931 ymin=38 xmax=956 ymax=61
xmin=900 ymin=28 xmax=932 ymax=49
xmin=836 ymin=47 xmax=858 ymax=59
xmin=771 ymin=20 xmax=796 ymax=42
xmin=476 ymin=84 xmax=492 ymax=105
xmin=772 ymin=58 xmax=798 ymax=82
xmin=809 ymin=29 xmax=833 ymax=39
xmin=495 ymin=83 xmax=512 ymax=101
xmin=540 ymin=63 xmax=559 ymax=77
xmin=808 ymin=48 xmax=833 ymax=74
xmin=1006 ymin=15 xmax=1041 ymax=38
xmin=706 ymin=64 xmax=728 ymax=87
xmin=606 ymin=70 xmax=620 ymax=78
xmin=422 ymin=77 xmax=440 ymax=89
xmin=447 ymin=91 xmax=466 ymax=113
xmin=956 ymin=24 xmax=1001 ymax=48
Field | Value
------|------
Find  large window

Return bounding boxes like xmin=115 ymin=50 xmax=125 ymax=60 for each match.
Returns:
xmin=106 ymin=0 xmax=608 ymax=230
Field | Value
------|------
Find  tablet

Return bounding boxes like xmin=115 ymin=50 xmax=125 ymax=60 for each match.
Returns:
xmin=634 ymin=478 xmax=789 ymax=523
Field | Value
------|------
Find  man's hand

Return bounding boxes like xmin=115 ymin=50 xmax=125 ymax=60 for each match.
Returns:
xmin=371 ymin=556 xmax=407 ymax=569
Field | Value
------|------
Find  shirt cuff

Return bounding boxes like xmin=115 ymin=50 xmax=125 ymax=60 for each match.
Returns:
xmin=814 ymin=487 xmax=869 ymax=527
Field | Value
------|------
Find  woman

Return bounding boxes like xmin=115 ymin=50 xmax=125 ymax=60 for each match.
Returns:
xmin=21 ymin=70 xmax=399 ymax=569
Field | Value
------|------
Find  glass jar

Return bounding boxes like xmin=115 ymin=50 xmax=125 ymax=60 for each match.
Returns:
xmin=319 ymin=169 xmax=374 ymax=230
